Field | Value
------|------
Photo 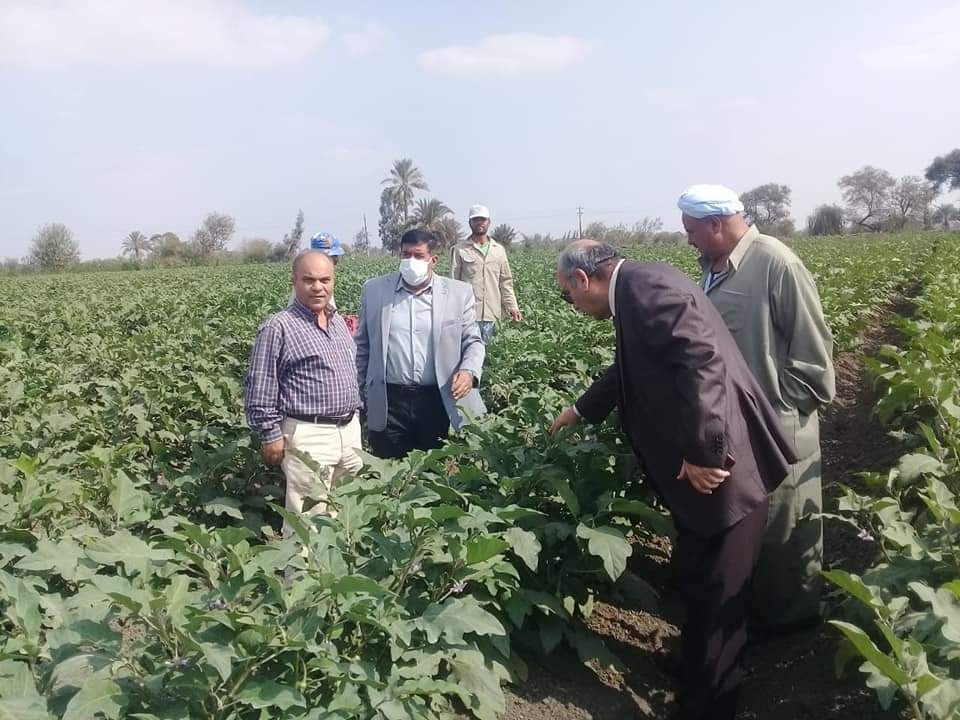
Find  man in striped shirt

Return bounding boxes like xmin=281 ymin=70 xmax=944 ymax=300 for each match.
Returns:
xmin=244 ymin=249 xmax=362 ymax=536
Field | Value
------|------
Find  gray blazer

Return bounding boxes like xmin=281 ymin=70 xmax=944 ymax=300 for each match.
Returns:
xmin=355 ymin=272 xmax=486 ymax=432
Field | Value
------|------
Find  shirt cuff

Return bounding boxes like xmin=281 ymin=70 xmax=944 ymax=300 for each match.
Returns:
xmin=571 ymin=403 xmax=582 ymax=418
xmin=259 ymin=425 xmax=283 ymax=443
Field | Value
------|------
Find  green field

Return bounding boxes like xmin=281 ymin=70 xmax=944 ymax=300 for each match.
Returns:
xmin=1 ymin=234 xmax=958 ymax=719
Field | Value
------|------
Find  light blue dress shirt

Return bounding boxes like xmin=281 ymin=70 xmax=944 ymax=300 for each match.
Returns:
xmin=385 ymin=277 xmax=437 ymax=386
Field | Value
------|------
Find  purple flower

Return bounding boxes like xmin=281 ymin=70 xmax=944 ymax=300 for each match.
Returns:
xmin=410 ymin=560 xmax=423 ymax=574
xmin=857 ymin=528 xmax=875 ymax=542
xmin=451 ymin=580 xmax=467 ymax=595
xmin=207 ymin=597 xmax=229 ymax=611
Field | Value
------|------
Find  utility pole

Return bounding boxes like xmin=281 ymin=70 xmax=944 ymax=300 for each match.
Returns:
xmin=362 ymin=213 xmax=369 ymax=254
xmin=577 ymin=206 xmax=584 ymax=239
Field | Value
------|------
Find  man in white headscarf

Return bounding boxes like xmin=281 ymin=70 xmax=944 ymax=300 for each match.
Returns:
xmin=678 ymin=184 xmax=836 ymax=638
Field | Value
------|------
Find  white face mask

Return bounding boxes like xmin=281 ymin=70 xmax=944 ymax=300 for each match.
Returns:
xmin=399 ymin=257 xmax=431 ymax=286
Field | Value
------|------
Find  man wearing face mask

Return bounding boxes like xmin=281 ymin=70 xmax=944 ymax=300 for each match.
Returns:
xmin=355 ymin=228 xmax=486 ymax=458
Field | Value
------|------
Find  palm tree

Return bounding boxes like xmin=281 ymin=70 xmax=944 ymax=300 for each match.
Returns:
xmin=411 ymin=198 xmax=452 ymax=228
xmin=490 ymin=223 xmax=517 ymax=247
xmin=121 ymin=231 xmax=150 ymax=262
xmin=931 ymin=203 xmax=959 ymax=230
xmin=433 ymin=217 xmax=463 ymax=250
xmin=381 ymin=158 xmax=429 ymax=222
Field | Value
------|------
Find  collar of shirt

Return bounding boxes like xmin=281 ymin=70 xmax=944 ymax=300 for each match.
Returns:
xmin=463 ymin=237 xmax=498 ymax=252
xmin=471 ymin=236 xmax=494 ymax=255
xmin=697 ymin=224 xmax=760 ymax=276
xmin=396 ymin=272 xmax=435 ymax=295
xmin=608 ymin=258 xmax=626 ymax=317
xmin=290 ymin=298 xmax=335 ymax=324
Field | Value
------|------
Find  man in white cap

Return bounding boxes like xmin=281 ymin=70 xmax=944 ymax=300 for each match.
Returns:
xmin=678 ymin=184 xmax=836 ymax=639
xmin=450 ymin=204 xmax=522 ymax=343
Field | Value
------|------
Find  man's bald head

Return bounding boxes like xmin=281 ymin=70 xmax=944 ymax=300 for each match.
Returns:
xmin=291 ymin=249 xmax=335 ymax=314
xmin=292 ymin=249 xmax=335 ymax=277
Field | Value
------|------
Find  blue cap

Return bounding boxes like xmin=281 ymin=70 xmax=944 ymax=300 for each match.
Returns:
xmin=309 ymin=231 xmax=345 ymax=256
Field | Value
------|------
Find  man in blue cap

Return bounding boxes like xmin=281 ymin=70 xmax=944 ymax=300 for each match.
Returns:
xmin=310 ymin=231 xmax=345 ymax=266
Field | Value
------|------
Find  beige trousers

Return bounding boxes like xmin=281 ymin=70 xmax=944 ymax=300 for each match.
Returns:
xmin=279 ymin=416 xmax=362 ymax=537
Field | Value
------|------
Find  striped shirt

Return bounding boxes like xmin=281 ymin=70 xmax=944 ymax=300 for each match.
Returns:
xmin=244 ymin=301 xmax=361 ymax=442
xmin=701 ymin=268 xmax=730 ymax=293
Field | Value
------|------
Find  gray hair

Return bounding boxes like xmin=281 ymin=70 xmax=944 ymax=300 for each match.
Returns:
xmin=558 ymin=241 xmax=621 ymax=280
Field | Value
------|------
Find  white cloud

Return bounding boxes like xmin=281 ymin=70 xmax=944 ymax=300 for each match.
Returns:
xmin=858 ymin=3 xmax=960 ymax=70
xmin=343 ymin=23 xmax=387 ymax=58
xmin=0 ymin=0 xmax=330 ymax=69
xmin=419 ymin=33 xmax=588 ymax=76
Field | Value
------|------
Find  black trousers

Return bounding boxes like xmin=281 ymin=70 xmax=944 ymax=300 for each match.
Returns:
xmin=368 ymin=384 xmax=450 ymax=459
xmin=674 ymin=497 xmax=769 ymax=720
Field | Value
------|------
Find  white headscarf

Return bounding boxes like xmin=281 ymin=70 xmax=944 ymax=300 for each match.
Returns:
xmin=677 ymin=184 xmax=744 ymax=219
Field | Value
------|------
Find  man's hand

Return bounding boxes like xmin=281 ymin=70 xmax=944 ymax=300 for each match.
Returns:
xmin=677 ymin=460 xmax=730 ymax=495
xmin=262 ymin=438 xmax=285 ymax=465
xmin=451 ymin=370 xmax=474 ymax=400
xmin=510 ymin=309 xmax=523 ymax=323
xmin=343 ymin=314 xmax=358 ymax=336
xmin=549 ymin=406 xmax=581 ymax=435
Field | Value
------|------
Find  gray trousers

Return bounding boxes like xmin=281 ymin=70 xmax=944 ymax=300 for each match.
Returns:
xmin=749 ymin=450 xmax=824 ymax=630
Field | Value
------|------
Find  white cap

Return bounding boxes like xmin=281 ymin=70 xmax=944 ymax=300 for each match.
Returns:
xmin=468 ymin=204 xmax=490 ymax=219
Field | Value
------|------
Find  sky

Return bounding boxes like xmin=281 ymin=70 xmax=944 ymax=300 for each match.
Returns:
xmin=1 ymin=0 xmax=959 ymax=259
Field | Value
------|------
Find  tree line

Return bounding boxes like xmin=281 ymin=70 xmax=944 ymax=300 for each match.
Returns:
xmin=807 ymin=149 xmax=960 ymax=235
xmin=7 ymin=149 xmax=960 ymax=272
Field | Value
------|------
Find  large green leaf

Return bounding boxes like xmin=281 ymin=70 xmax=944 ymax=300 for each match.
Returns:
xmin=575 ymin=524 xmax=632 ymax=580
xmin=197 ymin=643 xmax=233 ymax=682
xmin=85 ymin=531 xmax=174 ymax=577
xmin=828 ymin=621 xmax=910 ymax=686
xmin=897 ymin=453 xmax=943 ymax=482
xmin=504 ymin=527 xmax=541 ymax=571
xmin=0 ymin=698 xmax=52 ymax=720
xmin=61 ymin=678 xmax=125 ymax=720
xmin=0 ymin=576 xmax=43 ymax=647
xmin=0 ymin=660 xmax=42 ymax=701
xmin=49 ymin=654 xmax=114 ymax=696
xmin=910 ymin=582 xmax=960 ymax=642
xmin=822 ymin=570 xmax=884 ymax=614
xmin=108 ymin=470 xmax=150 ymax=522
xmin=201 ymin=497 xmax=243 ymax=520
xmin=236 ymin=679 xmax=305 ymax=710
xmin=418 ymin=597 xmax=506 ymax=644
xmin=449 ymin=648 xmax=506 ymax=720
xmin=464 ymin=537 xmax=509 ymax=566
xmin=15 ymin=538 xmax=83 ymax=580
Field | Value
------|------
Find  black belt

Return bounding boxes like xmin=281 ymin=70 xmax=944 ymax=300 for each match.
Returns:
xmin=386 ymin=383 xmax=437 ymax=394
xmin=286 ymin=412 xmax=355 ymax=426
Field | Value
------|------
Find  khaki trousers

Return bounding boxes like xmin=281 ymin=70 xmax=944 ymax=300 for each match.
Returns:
xmin=279 ymin=416 xmax=362 ymax=537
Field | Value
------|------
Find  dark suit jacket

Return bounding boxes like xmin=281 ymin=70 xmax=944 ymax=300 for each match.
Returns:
xmin=576 ymin=261 xmax=798 ymax=537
